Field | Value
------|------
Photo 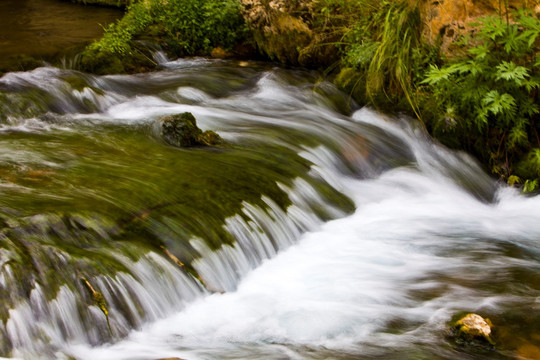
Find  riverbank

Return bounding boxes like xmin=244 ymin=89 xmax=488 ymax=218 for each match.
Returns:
xmin=240 ymin=0 xmax=540 ymax=191
xmin=1 ymin=0 xmax=538 ymax=190
xmin=72 ymin=0 xmax=539 ymax=191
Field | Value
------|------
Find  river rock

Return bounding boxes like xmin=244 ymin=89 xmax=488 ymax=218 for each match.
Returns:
xmin=453 ymin=313 xmax=494 ymax=344
xmin=161 ymin=112 xmax=222 ymax=148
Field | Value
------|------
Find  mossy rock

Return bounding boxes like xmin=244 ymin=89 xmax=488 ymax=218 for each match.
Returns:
xmin=334 ymin=67 xmax=368 ymax=105
xmin=161 ymin=112 xmax=223 ymax=148
xmin=0 ymin=54 xmax=43 ymax=73
xmin=298 ymin=33 xmax=342 ymax=68
xmin=79 ymin=49 xmax=126 ymax=75
xmin=452 ymin=313 xmax=495 ymax=346
xmin=198 ymin=130 xmax=223 ymax=146
xmin=78 ymin=47 xmax=155 ymax=75
xmin=253 ymin=13 xmax=312 ymax=65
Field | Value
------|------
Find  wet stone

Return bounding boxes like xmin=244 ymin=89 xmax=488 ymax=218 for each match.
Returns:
xmin=453 ymin=313 xmax=494 ymax=345
xmin=161 ymin=112 xmax=222 ymax=148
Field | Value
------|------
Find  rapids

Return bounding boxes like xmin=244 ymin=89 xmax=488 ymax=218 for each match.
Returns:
xmin=0 ymin=57 xmax=539 ymax=360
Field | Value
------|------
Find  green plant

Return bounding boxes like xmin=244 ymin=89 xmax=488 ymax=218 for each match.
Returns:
xmin=341 ymin=0 xmax=433 ymax=116
xmin=422 ymin=10 xmax=540 ymax=184
xmin=87 ymin=0 xmax=247 ymax=58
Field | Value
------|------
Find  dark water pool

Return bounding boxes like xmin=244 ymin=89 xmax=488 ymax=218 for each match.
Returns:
xmin=0 ymin=0 xmax=122 ymax=71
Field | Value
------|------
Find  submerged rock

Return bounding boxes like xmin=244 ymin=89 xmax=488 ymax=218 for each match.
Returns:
xmin=453 ymin=313 xmax=494 ymax=345
xmin=161 ymin=112 xmax=222 ymax=148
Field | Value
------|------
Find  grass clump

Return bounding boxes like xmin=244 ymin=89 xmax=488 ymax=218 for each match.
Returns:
xmin=319 ymin=0 xmax=437 ymax=114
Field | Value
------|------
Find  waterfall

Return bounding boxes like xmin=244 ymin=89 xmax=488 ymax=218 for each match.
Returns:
xmin=0 ymin=59 xmax=539 ymax=360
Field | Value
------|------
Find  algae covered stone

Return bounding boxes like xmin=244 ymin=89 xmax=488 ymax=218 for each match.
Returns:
xmin=161 ymin=112 xmax=222 ymax=147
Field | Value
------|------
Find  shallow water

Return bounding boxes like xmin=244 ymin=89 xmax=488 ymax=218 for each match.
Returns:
xmin=0 ymin=58 xmax=539 ymax=360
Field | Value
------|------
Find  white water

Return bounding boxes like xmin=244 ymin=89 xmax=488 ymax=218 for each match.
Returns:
xmin=2 ymin=62 xmax=540 ymax=359
xmin=63 ymin=110 xmax=540 ymax=360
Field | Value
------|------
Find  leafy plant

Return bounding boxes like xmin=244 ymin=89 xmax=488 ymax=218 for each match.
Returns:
xmin=422 ymin=10 xmax=540 ymax=185
xmin=87 ymin=0 xmax=247 ymax=58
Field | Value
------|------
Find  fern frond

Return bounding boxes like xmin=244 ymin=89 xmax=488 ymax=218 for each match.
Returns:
xmin=422 ymin=65 xmax=454 ymax=85
xmin=476 ymin=15 xmax=506 ymax=40
xmin=522 ymin=77 xmax=540 ymax=92
xmin=526 ymin=148 xmax=540 ymax=174
xmin=495 ymin=61 xmax=529 ymax=84
xmin=482 ymin=90 xmax=516 ymax=115
xmin=508 ymin=124 xmax=529 ymax=148
xmin=520 ymin=97 xmax=539 ymax=116
xmin=454 ymin=60 xmax=485 ymax=76
xmin=501 ymin=26 xmax=520 ymax=53
xmin=516 ymin=12 xmax=540 ymax=47
xmin=468 ymin=44 xmax=489 ymax=60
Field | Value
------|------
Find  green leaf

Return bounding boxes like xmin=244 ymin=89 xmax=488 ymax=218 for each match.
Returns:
xmin=453 ymin=60 xmax=484 ymax=76
xmin=495 ymin=61 xmax=529 ymax=84
xmin=501 ymin=25 xmax=520 ymax=53
xmin=422 ymin=65 xmax=454 ymax=85
xmin=477 ymin=15 xmax=505 ymax=40
xmin=517 ymin=12 xmax=540 ymax=47
xmin=508 ymin=125 xmax=528 ymax=148
xmin=346 ymin=40 xmax=380 ymax=68
xmin=467 ymin=44 xmax=489 ymax=60
xmin=507 ymin=175 xmax=520 ymax=186
xmin=523 ymin=179 xmax=539 ymax=193
xmin=527 ymin=149 xmax=540 ymax=175
xmin=482 ymin=90 xmax=516 ymax=115
xmin=519 ymin=29 xmax=540 ymax=47
xmin=475 ymin=107 xmax=489 ymax=128
xmin=522 ymin=77 xmax=540 ymax=92
xmin=519 ymin=97 xmax=540 ymax=117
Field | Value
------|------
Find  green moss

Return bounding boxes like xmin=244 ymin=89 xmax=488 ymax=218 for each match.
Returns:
xmin=198 ymin=130 xmax=223 ymax=146
xmin=79 ymin=48 xmax=130 ymax=75
xmin=334 ymin=67 xmax=368 ymax=105
xmin=161 ymin=112 xmax=224 ymax=148
xmin=0 ymin=54 xmax=43 ymax=73
xmin=63 ymin=75 xmax=90 ymax=92
xmin=253 ymin=13 xmax=312 ymax=65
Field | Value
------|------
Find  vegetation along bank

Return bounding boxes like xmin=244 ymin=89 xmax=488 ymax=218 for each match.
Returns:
xmin=67 ymin=0 xmax=540 ymax=190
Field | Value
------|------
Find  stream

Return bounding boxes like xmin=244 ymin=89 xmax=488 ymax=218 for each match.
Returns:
xmin=0 ymin=56 xmax=539 ymax=360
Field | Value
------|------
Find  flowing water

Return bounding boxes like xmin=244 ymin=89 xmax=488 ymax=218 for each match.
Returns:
xmin=0 ymin=57 xmax=539 ymax=360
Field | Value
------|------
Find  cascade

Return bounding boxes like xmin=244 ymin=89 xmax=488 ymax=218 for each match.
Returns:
xmin=0 ymin=59 xmax=539 ymax=360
